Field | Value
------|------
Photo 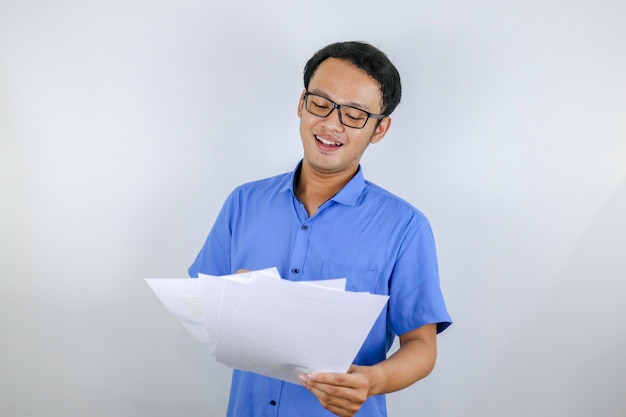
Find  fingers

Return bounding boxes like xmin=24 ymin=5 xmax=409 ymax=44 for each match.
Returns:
xmin=307 ymin=384 xmax=363 ymax=417
xmin=299 ymin=372 xmax=369 ymax=417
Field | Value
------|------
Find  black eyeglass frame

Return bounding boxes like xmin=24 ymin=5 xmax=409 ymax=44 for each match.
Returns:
xmin=303 ymin=91 xmax=386 ymax=129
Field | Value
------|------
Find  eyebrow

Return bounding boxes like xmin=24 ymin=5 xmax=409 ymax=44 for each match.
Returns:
xmin=308 ymin=88 xmax=376 ymax=113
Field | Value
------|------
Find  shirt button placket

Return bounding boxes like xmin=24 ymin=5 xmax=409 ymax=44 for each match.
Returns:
xmin=268 ymin=380 xmax=282 ymax=417
xmin=289 ymin=222 xmax=310 ymax=280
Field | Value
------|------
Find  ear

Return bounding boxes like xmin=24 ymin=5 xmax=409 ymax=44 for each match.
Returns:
xmin=369 ymin=116 xmax=392 ymax=144
xmin=297 ymin=89 xmax=306 ymax=119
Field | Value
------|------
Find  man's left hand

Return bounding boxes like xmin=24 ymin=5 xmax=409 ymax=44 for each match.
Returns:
xmin=298 ymin=364 xmax=375 ymax=417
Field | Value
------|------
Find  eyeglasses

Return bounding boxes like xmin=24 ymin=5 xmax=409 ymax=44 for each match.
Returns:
xmin=303 ymin=91 xmax=385 ymax=129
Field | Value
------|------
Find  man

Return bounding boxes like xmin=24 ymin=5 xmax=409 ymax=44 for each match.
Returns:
xmin=189 ymin=41 xmax=452 ymax=417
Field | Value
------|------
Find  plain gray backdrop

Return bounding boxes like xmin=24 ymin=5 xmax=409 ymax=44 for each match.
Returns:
xmin=1 ymin=1 xmax=625 ymax=416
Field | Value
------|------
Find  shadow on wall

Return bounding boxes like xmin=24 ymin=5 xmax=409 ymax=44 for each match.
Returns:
xmin=469 ymin=177 xmax=626 ymax=417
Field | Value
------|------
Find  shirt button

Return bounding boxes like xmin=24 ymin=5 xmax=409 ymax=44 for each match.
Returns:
xmin=270 ymin=400 xmax=277 ymax=406
xmin=301 ymin=225 xmax=308 ymax=230
xmin=292 ymin=268 xmax=300 ymax=273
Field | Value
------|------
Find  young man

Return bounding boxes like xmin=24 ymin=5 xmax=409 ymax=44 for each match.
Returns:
xmin=189 ymin=41 xmax=452 ymax=417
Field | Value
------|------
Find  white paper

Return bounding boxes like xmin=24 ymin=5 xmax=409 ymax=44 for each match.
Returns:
xmin=145 ymin=278 xmax=202 ymax=323
xmin=145 ymin=278 xmax=213 ymax=343
xmin=146 ymin=268 xmax=388 ymax=385
xmin=196 ymin=267 xmax=280 ymax=349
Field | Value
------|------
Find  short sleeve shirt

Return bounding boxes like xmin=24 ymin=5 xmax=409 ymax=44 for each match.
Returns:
xmin=189 ymin=162 xmax=452 ymax=417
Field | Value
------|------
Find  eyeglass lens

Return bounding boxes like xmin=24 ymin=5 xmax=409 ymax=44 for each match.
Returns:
xmin=305 ymin=94 xmax=369 ymax=129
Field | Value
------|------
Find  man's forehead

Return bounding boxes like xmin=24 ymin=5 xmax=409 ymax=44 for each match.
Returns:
xmin=308 ymin=58 xmax=383 ymax=111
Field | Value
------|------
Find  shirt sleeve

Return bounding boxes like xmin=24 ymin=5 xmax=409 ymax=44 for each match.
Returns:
xmin=188 ymin=189 xmax=238 ymax=278
xmin=388 ymin=212 xmax=452 ymax=335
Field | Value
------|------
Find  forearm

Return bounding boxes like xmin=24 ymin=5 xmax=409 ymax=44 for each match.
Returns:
xmin=299 ymin=324 xmax=438 ymax=417
xmin=365 ymin=327 xmax=437 ymax=396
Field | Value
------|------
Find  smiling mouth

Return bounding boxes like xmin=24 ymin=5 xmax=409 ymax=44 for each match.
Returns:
xmin=315 ymin=136 xmax=342 ymax=147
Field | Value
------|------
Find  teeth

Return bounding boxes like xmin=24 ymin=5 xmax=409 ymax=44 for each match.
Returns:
xmin=316 ymin=136 xmax=341 ymax=146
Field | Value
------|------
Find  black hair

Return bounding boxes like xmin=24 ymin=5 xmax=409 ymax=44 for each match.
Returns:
xmin=303 ymin=41 xmax=402 ymax=116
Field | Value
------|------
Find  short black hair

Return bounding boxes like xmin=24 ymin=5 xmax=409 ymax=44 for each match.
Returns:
xmin=303 ymin=41 xmax=402 ymax=116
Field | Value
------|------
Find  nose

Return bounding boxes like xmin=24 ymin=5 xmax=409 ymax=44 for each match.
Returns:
xmin=322 ymin=107 xmax=345 ymax=130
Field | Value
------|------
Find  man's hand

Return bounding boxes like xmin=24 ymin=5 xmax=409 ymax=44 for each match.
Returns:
xmin=298 ymin=324 xmax=438 ymax=416
xmin=298 ymin=364 xmax=377 ymax=417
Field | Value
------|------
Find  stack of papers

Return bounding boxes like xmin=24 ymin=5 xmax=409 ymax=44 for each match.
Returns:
xmin=145 ymin=268 xmax=389 ymax=384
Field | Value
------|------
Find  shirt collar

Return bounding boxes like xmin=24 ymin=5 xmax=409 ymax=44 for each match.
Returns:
xmin=280 ymin=160 xmax=365 ymax=206
xmin=280 ymin=162 xmax=300 ymax=195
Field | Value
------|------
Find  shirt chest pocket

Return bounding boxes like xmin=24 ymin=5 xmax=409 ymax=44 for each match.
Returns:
xmin=321 ymin=261 xmax=385 ymax=295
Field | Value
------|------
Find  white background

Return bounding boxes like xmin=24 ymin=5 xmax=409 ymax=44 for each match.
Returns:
xmin=1 ymin=1 xmax=625 ymax=416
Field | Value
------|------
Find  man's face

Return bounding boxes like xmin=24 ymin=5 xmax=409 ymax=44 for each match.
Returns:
xmin=297 ymin=58 xmax=391 ymax=178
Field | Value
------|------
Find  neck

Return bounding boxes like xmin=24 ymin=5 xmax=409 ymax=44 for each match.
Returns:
xmin=295 ymin=163 xmax=357 ymax=217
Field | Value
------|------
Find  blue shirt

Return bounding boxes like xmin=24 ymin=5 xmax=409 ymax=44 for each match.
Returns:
xmin=189 ymin=162 xmax=452 ymax=417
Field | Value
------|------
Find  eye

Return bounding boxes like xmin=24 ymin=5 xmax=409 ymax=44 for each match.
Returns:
xmin=343 ymin=108 xmax=367 ymax=121
xmin=311 ymin=97 xmax=331 ymax=110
